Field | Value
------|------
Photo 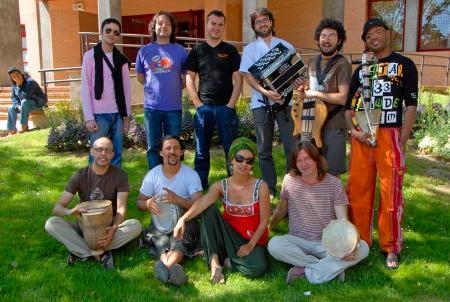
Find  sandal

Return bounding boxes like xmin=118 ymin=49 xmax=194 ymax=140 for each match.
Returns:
xmin=210 ymin=266 xmax=225 ymax=284
xmin=385 ymin=252 xmax=400 ymax=269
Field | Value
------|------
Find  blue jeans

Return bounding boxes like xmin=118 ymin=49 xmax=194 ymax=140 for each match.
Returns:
xmin=7 ymin=99 xmax=39 ymax=130
xmin=89 ymin=113 xmax=124 ymax=167
xmin=144 ymin=108 xmax=182 ymax=170
xmin=194 ymin=104 xmax=239 ymax=188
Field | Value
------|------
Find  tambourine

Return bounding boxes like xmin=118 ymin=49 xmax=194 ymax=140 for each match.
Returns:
xmin=152 ymin=195 xmax=181 ymax=235
xmin=322 ymin=219 xmax=359 ymax=258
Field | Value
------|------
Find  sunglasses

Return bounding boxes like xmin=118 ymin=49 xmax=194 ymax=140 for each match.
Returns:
xmin=234 ymin=154 xmax=255 ymax=165
xmin=104 ymin=28 xmax=121 ymax=36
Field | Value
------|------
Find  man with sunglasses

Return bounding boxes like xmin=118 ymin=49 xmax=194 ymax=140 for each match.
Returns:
xmin=239 ymin=7 xmax=297 ymax=197
xmin=45 ymin=137 xmax=142 ymax=269
xmin=137 ymin=135 xmax=203 ymax=286
xmin=81 ymin=18 xmax=132 ymax=167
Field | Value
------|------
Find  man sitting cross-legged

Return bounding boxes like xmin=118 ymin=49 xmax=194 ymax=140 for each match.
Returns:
xmin=268 ymin=142 xmax=369 ymax=284
xmin=45 ymin=137 xmax=142 ymax=269
xmin=137 ymin=135 xmax=203 ymax=286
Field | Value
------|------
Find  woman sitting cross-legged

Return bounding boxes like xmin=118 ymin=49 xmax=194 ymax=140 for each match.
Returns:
xmin=173 ymin=137 xmax=270 ymax=284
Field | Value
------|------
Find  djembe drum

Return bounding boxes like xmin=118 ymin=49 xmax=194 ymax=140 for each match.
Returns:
xmin=77 ymin=200 xmax=113 ymax=251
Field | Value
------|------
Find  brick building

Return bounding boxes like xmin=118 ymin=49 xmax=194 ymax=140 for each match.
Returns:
xmin=2 ymin=0 xmax=449 ymax=87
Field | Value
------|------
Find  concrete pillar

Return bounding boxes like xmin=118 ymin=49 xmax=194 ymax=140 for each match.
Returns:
xmin=242 ymin=0 xmax=267 ymax=42
xmin=0 ymin=0 xmax=22 ymax=86
xmin=38 ymin=1 xmax=53 ymax=82
xmin=323 ymin=0 xmax=345 ymax=22
xmin=98 ymin=0 xmax=122 ymax=32
xmin=404 ymin=0 xmax=419 ymax=52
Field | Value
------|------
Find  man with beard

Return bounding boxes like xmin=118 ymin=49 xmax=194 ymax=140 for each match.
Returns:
xmin=137 ymin=135 xmax=203 ymax=285
xmin=185 ymin=10 xmax=242 ymax=189
xmin=45 ymin=137 xmax=142 ymax=269
xmin=298 ymin=18 xmax=352 ymax=176
xmin=344 ymin=18 xmax=418 ymax=269
xmin=239 ymin=7 xmax=297 ymax=198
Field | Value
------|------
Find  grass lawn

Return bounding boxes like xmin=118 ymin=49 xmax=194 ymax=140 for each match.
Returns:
xmin=0 ymin=130 xmax=449 ymax=302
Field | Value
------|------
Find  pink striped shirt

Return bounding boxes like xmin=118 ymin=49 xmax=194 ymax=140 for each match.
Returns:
xmin=81 ymin=49 xmax=131 ymax=121
xmin=280 ymin=173 xmax=349 ymax=242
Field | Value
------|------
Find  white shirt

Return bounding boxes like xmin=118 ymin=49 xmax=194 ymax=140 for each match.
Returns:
xmin=239 ymin=36 xmax=294 ymax=109
xmin=140 ymin=164 xmax=202 ymax=200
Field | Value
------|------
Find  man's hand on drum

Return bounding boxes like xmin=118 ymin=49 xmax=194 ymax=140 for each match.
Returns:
xmin=161 ymin=187 xmax=181 ymax=205
xmin=68 ymin=204 xmax=87 ymax=216
xmin=98 ymin=225 xmax=118 ymax=248
xmin=173 ymin=218 xmax=185 ymax=241
xmin=146 ymin=196 xmax=160 ymax=215
xmin=342 ymin=249 xmax=357 ymax=261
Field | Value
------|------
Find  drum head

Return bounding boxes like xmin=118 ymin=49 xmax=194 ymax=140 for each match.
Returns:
xmin=152 ymin=201 xmax=180 ymax=235
xmin=322 ymin=219 xmax=359 ymax=258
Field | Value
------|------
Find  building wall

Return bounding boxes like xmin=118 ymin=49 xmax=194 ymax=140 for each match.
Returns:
xmin=268 ymin=0 xmax=323 ymax=50
xmin=18 ymin=0 xmax=42 ymax=83
xmin=0 ymin=0 xmax=23 ymax=86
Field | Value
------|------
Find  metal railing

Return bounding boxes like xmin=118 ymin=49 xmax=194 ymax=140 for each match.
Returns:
xmin=38 ymin=32 xmax=449 ymax=96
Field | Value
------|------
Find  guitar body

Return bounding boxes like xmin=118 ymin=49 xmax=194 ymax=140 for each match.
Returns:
xmin=291 ymin=92 xmax=328 ymax=148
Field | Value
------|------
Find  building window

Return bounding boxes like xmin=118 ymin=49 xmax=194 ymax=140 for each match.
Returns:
xmin=368 ymin=0 xmax=405 ymax=51
xmin=419 ymin=0 xmax=450 ymax=51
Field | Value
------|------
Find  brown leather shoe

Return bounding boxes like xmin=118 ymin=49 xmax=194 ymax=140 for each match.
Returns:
xmin=18 ymin=124 xmax=29 ymax=133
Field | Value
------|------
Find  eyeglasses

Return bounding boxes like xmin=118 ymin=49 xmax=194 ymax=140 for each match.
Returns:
xmin=104 ymin=28 xmax=121 ymax=36
xmin=319 ymin=33 xmax=338 ymax=40
xmin=254 ymin=18 xmax=270 ymax=26
xmin=234 ymin=154 xmax=255 ymax=165
xmin=94 ymin=147 xmax=114 ymax=153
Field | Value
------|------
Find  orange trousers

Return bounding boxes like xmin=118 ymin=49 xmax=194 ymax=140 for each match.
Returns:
xmin=347 ymin=128 xmax=405 ymax=253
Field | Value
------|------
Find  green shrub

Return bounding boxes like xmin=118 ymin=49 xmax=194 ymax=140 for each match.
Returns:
xmin=415 ymin=92 xmax=450 ymax=160
xmin=45 ymin=100 xmax=89 ymax=151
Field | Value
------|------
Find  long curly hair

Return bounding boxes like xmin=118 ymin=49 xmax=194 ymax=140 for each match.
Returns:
xmin=314 ymin=18 xmax=347 ymax=51
xmin=149 ymin=11 xmax=177 ymax=43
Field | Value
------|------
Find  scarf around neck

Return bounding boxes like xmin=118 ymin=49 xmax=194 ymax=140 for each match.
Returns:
xmin=93 ymin=42 xmax=130 ymax=118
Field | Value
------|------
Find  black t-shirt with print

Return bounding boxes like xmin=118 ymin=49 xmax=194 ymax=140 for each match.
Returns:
xmin=184 ymin=41 xmax=241 ymax=105
xmin=345 ymin=52 xmax=418 ymax=128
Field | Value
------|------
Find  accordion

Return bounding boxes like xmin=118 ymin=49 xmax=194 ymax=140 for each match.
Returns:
xmin=248 ymin=43 xmax=307 ymax=97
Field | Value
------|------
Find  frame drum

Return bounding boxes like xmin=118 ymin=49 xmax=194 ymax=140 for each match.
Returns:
xmin=322 ymin=219 xmax=359 ymax=258
xmin=152 ymin=196 xmax=181 ymax=235
xmin=77 ymin=200 xmax=113 ymax=251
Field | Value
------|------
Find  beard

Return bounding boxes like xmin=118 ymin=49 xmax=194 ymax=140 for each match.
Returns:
xmin=319 ymin=44 xmax=338 ymax=57
xmin=255 ymin=26 xmax=272 ymax=38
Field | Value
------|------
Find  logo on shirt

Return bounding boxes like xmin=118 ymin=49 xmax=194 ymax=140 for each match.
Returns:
xmin=217 ymin=53 xmax=229 ymax=59
xmin=150 ymin=55 xmax=173 ymax=74
xmin=89 ymin=187 xmax=105 ymax=201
